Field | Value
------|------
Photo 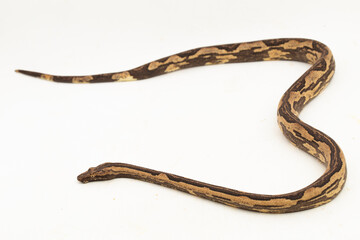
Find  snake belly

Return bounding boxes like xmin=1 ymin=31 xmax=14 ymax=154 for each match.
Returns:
xmin=16 ymin=38 xmax=346 ymax=213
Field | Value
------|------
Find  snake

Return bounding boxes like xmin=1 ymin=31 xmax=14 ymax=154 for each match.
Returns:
xmin=16 ymin=38 xmax=346 ymax=213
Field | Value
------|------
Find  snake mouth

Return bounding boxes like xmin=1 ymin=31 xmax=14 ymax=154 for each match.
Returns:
xmin=77 ymin=170 xmax=93 ymax=183
xmin=77 ymin=167 xmax=99 ymax=183
xmin=77 ymin=173 xmax=90 ymax=183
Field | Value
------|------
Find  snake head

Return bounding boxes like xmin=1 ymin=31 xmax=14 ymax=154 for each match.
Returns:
xmin=77 ymin=167 xmax=98 ymax=183
xmin=77 ymin=164 xmax=117 ymax=183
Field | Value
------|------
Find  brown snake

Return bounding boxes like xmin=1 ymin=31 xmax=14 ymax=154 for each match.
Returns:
xmin=16 ymin=38 xmax=346 ymax=213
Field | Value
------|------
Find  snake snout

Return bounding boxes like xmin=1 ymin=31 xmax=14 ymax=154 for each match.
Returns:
xmin=77 ymin=167 xmax=96 ymax=183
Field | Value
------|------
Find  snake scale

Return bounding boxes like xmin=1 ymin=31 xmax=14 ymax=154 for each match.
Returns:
xmin=16 ymin=38 xmax=346 ymax=213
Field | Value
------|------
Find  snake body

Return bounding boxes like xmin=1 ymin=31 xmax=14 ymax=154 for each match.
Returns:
xmin=16 ymin=38 xmax=346 ymax=213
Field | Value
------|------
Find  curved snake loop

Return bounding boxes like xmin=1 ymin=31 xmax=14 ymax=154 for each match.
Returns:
xmin=16 ymin=38 xmax=346 ymax=213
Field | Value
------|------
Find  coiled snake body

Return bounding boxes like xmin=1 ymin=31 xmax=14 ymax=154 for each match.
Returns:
xmin=16 ymin=38 xmax=346 ymax=213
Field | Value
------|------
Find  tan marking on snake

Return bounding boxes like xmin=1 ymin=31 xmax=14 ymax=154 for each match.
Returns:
xmin=148 ymin=55 xmax=186 ymax=71
xmin=72 ymin=76 xmax=93 ymax=83
xmin=112 ymin=72 xmax=137 ymax=82
xmin=216 ymin=55 xmax=237 ymax=60
xmin=265 ymin=49 xmax=290 ymax=60
xmin=189 ymin=47 xmax=228 ymax=59
xmin=40 ymin=74 xmax=53 ymax=81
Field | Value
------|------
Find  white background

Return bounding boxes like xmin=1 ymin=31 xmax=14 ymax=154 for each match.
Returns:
xmin=1 ymin=0 xmax=359 ymax=239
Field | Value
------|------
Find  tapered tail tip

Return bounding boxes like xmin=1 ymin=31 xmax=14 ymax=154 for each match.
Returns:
xmin=15 ymin=69 xmax=57 ymax=82
xmin=15 ymin=69 xmax=29 ymax=74
xmin=15 ymin=69 xmax=43 ymax=78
